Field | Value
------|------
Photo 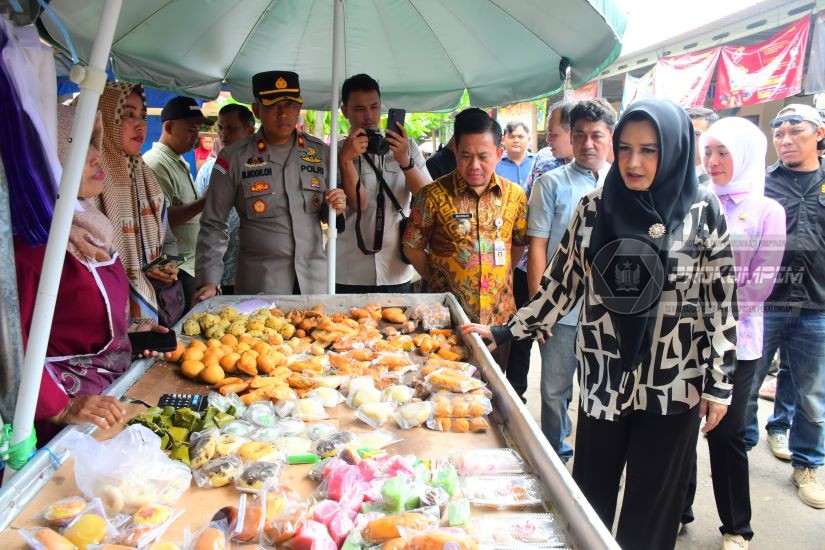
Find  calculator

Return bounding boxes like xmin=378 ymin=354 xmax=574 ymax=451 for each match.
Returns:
xmin=158 ymin=393 xmax=210 ymax=412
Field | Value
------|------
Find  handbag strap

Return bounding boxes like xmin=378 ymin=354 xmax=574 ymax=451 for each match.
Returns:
xmin=354 ymin=155 xmax=385 ymax=255
xmin=363 ymin=154 xmax=407 ymax=220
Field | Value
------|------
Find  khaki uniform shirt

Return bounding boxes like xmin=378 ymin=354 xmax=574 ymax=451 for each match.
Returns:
xmin=144 ymin=142 xmax=199 ymax=277
xmin=196 ymin=129 xmax=330 ymax=294
xmin=335 ymin=140 xmax=430 ymax=286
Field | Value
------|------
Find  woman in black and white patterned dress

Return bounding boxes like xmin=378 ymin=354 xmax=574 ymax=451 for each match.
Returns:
xmin=462 ymin=99 xmax=738 ymax=550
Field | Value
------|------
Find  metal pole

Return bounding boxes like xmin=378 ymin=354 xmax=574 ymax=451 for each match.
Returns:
xmin=4 ymin=0 xmax=123 ymax=481
xmin=0 ymin=153 xmax=24 ymax=424
xmin=326 ymin=0 xmax=344 ymax=294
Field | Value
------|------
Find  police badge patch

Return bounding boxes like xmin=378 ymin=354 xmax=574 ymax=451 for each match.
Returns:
xmin=252 ymin=199 xmax=267 ymax=213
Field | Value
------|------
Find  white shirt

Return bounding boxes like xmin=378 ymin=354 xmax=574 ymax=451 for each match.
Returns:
xmin=335 ymin=139 xmax=431 ymax=286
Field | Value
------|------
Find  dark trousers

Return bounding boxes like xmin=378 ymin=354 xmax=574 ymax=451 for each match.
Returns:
xmin=683 ymin=358 xmax=755 ymax=539
xmin=573 ymin=406 xmax=700 ymax=550
xmin=179 ymin=270 xmax=196 ymax=313
xmin=505 ymin=268 xmax=533 ymax=401
xmin=336 ymin=281 xmax=412 ymax=294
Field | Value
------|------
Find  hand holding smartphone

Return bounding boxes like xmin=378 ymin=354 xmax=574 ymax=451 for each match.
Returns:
xmin=142 ymin=254 xmax=185 ymax=274
xmin=128 ymin=329 xmax=178 ymax=353
xmin=387 ymin=108 xmax=406 ymax=136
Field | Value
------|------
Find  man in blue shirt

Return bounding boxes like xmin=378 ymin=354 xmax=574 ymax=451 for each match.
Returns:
xmin=527 ymin=98 xmax=616 ymax=461
xmin=496 ymin=121 xmax=534 ymax=187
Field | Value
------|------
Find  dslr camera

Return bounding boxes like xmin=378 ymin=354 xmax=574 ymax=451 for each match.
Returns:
xmin=364 ymin=128 xmax=390 ymax=156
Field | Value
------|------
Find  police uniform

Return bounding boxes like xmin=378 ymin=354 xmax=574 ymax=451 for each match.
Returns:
xmin=195 ymin=71 xmax=331 ymax=295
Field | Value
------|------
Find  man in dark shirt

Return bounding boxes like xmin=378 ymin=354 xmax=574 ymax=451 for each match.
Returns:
xmin=745 ymin=103 xmax=825 ymax=509
xmin=426 ymin=137 xmax=456 ymax=180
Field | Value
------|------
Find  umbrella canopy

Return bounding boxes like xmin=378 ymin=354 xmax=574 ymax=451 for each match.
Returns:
xmin=38 ymin=0 xmax=626 ymax=110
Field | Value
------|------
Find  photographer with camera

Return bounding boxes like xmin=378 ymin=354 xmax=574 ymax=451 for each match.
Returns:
xmin=337 ymin=74 xmax=431 ymax=293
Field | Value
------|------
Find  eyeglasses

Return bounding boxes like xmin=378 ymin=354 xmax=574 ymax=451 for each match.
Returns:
xmin=770 ymin=114 xmax=816 ymax=128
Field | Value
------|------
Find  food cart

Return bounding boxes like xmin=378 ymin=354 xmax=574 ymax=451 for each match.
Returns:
xmin=0 ymin=293 xmax=617 ymax=549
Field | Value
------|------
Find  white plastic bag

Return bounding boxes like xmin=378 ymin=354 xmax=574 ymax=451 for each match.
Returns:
xmin=64 ymin=424 xmax=191 ymax=514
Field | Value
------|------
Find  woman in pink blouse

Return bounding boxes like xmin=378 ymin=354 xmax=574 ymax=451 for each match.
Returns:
xmin=684 ymin=116 xmax=786 ymax=549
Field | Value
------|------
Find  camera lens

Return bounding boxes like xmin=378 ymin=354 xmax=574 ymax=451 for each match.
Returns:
xmin=365 ymin=128 xmax=390 ymax=156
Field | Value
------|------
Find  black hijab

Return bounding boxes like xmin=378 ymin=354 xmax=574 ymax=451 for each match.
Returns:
xmin=587 ymin=99 xmax=700 ymax=372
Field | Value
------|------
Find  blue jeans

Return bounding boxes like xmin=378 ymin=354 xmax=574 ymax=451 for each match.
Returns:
xmin=539 ymin=323 xmax=577 ymax=462
xmin=745 ymin=309 xmax=825 ymax=469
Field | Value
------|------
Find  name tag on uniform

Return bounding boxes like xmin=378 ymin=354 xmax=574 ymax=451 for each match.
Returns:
xmin=494 ymin=239 xmax=506 ymax=266
xmin=452 ymin=213 xmax=473 ymax=219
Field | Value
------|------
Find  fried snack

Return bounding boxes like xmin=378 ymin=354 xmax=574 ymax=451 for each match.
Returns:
xmin=63 ymin=513 xmax=107 ymax=549
xmin=238 ymin=461 xmax=281 ymax=491
xmin=199 ymin=456 xmax=243 ymax=487
xmin=469 ymin=417 xmax=490 ymax=432
xmin=362 ymin=512 xmax=431 ymax=544
xmin=381 ymin=308 xmax=407 ymax=324
xmin=189 ymin=429 xmax=220 ymax=469
xmin=35 ymin=528 xmax=76 ymax=550
xmin=405 ymin=531 xmax=479 ymax=550
xmin=219 ymin=381 xmax=250 ymax=396
xmin=42 ymin=496 xmax=86 ymax=526
xmin=132 ymin=503 xmax=173 ymax=526
xmin=425 ymin=368 xmax=484 ymax=393
xmin=216 ymin=434 xmax=247 ymax=457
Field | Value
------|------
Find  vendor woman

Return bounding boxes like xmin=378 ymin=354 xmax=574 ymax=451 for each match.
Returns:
xmin=15 ymin=104 xmax=167 ymax=444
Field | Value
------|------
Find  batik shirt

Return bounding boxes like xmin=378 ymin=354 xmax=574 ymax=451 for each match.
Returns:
xmin=404 ymin=172 xmax=529 ymax=324
xmin=507 ymin=187 xmax=738 ymax=420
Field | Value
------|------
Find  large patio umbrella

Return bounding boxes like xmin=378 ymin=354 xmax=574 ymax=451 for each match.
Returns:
xmin=37 ymin=0 xmax=626 ymax=110
xmin=5 ymin=2 xmax=624 ymax=546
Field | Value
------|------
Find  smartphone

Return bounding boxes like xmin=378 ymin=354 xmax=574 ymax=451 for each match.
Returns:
xmin=142 ymin=254 xmax=185 ymax=274
xmin=387 ymin=108 xmax=406 ymax=136
xmin=128 ymin=329 xmax=178 ymax=353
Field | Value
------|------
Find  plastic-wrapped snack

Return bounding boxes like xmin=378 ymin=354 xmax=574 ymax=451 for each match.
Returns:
xmin=360 ymin=507 xmax=440 ymax=544
xmin=188 ymin=523 xmax=229 ymax=550
xmin=274 ymin=399 xmax=296 ymax=419
xmin=291 ymin=398 xmax=329 ymax=421
xmin=214 ymin=434 xmax=249 ymax=458
xmin=431 ymin=461 xmax=460 ymax=497
xmin=402 ymin=529 xmax=479 ymax=550
xmin=352 ymin=429 xmax=402 ymax=451
xmin=472 ymin=513 xmax=569 ymax=547
xmin=314 ymin=431 xmax=355 ymax=458
xmin=116 ymin=503 xmax=183 ymax=547
xmin=275 ymin=417 xmax=306 ymax=437
xmin=418 ymin=485 xmax=450 ymax=511
xmin=308 ymin=387 xmax=345 ymax=408
xmin=39 ymin=496 xmax=87 ymax=527
xmin=20 ymin=527 xmax=76 ymax=550
xmin=220 ymin=419 xmax=258 ymax=438
xmin=410 ymin=303 xmax=451 ymax=330
xmin=311 ymin=374 xmax=349 ymax=389
xmin=395 ymin=401 xmax=434 ymax=429
xmin=306 ymin=422 xmax=339 ymax=441
xmin=236 ymin=461 xmax=284 ymax=492
xmin=424 ymin=368 xmax=485 ymax=393
xmin=238 ymin=441 xmax=283 ymax=463
xmin=195 ymin=456 xmax=243 ymax=488
xmin=372 ymin=352 xmax=415 ymax=372
xmin=243 ymin=401 xmax=278 ymax=427
xmin=450 ymin=448 xmax=528 ymax=476
xmin=188 ymin=427 xmax=221 ymax=469
xmin=272 ymin=436 xmax=312 ymax=456
xmin=426 ymin=416 xmax=486 ymax=433
xmin=347 ymin=385 xmax=382 ymax=409
xmin=354 ymin=402 xmax=396 ymax=429
xmin=430 ymin=391 xmax=492 ymax=418
xmin=381 ymin=384 xmax=415 ymax=404
xmin=208 ymin=390 xmax=246 ymax=417
xmin=448 ymin=498 xmax=471 ymax=527
xmin=232 ymin=493 xmax=266 ymax=544
xmin=61 ymin=499 xmax=118 ymax=550
xmin=460 ymin=475 xmax=545 ymax=508
xmin=421 ymin=357 xmax=477 ymax=377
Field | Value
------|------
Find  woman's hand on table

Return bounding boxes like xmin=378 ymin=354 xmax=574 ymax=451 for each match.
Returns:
xmin=54 ymin=395 xmax=126 ymax=430
xmin=699 ymin=398 xmax=728 ymax=433
xmin=132 ymin=323 xmax=170 ymax=358
xmin=459 ymin=323 xmax=498 ymax=351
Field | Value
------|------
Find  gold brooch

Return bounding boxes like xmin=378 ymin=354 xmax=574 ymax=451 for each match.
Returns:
xmin=739 ymin=213 xmax=748 ymax=221
xmin=648 ymin=223 xmax=666 ymax=239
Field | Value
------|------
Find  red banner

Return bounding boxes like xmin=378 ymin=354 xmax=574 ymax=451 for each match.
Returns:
xmin=714 ymin=16 xmax=811 ymax=109
xmin=564 ymin=80 xmax=601 ymax=100
xmin=653 ymin=48 xmax=720 ymax=108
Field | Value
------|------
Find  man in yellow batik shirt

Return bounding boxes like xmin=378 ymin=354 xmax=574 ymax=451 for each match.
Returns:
xmin=403 ymin=108 xmax=528 ymax=368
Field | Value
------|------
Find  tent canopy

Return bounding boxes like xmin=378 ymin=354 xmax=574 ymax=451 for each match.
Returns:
xmin=38 ymin=0 xmax=626 ymax=111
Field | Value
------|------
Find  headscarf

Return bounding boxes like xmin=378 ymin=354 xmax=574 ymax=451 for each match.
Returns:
xmin=95 ymin=82 xmax=165 ymax=322
xmin=55 ymin=103 xmax=113 ymax=262
xmin=587 ymin=99 xmax=700 ymax=372
xmin=699 ymin=117 xmax=767 ymax=197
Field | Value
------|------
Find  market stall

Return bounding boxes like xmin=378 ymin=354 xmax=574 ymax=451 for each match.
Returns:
xmin=0 ymin=293 xmax=617 ymax=549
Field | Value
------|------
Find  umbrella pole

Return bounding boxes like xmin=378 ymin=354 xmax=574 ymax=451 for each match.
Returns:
xmin=3 ymin=0 xmax=123 ymax=481
xmin=326 ymin=0 xmax=344 ymax=295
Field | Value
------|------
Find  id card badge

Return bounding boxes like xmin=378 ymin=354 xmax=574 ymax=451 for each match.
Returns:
xmin=494 ymin=239 xmax=506 ymax=266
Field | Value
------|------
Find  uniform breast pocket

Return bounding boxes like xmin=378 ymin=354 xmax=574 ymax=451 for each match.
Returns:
xmin=300 ymin=170 xmax=325 ymax=214
xmin=242 ymin=176 xmax=278 ymax=219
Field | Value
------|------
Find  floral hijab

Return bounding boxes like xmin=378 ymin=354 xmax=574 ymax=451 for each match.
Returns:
xmin=95 ymin=82 xmax=166 ymax=322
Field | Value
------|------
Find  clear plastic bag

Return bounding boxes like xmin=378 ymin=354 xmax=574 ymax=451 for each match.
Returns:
xmin=471 ymin=513 xmax=570 ymax=548
xmin=308 ymin=387 xmax=346 ymax=408
xmin=424 ymin=368 xmax=485 ymax=393
xmin=410 ymin=303 xmax=451 ymax=330
xmin=291 ymin=397 xmax=330 ymax=421
xmin=394 ymin=401 xmax=434 ymax=429
xmin=194 ymin=456 xmax=243 ymax=488
xmin=381 ymin=384 xmax=415 ymax=404
xmin=38 ymin=495 xmax=87 ymax=527
xmin=460 ymin=475 xmax=545 ymax=508
xmin=114 ymin=502 xmax=184 ymax=548
xmin=243 ymin=401 xmax=279 ymax=427
xmin=354 ymin=402 xmax=396 ymax=429
xmin=64 ymin=425 xmax=191 ymax=514
xmin=425 ymin=416 xmax=490 ymax=433
xmin=430 ymin=391 xmax=492 ymax=418
xmin=236 ymin=461 xmax=284 ymax=492
xmin=450 ymin=448 xmax=529 ymax=476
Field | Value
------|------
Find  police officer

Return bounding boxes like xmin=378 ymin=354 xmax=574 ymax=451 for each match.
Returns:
xmin=193 ymin=71 xmax=346 ymax=302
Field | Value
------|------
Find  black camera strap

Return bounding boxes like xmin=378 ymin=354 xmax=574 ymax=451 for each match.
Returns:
xmin=354 ymin=154 xmax=408 ymax=256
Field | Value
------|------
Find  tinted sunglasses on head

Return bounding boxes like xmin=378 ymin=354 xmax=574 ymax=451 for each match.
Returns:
xmin=770 ymin=114 xmax=814 ymax=128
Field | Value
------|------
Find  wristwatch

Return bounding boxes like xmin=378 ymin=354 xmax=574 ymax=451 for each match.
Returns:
xmin=400 ymin=156 xmax=415 ymax=171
